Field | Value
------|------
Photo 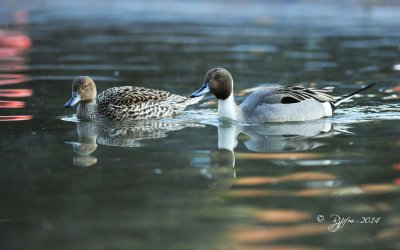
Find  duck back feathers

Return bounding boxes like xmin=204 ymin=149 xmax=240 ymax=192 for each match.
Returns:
xmin=95 ymin=86 xmax=196 ymax=121
xmin=260 ymin=86 xmax=336 ymax=104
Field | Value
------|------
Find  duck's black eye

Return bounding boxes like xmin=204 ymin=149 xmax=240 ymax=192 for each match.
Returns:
xmin=215 ymin=75 xmax=221 ymax=80
xmin=83 ymin=85 xmax=88 ymax=89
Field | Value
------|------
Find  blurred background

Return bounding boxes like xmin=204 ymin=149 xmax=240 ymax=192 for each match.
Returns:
xmin=0 ymin=1 xmax=400 ymax=249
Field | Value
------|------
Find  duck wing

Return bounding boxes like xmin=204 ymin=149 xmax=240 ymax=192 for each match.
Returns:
xmin=265 ymin=86 xmax=336 ymax=104
xmin=96 ymin=86 xmax=179 ymax=120
xmin=97 ymin=86 xmax=172 ymax=106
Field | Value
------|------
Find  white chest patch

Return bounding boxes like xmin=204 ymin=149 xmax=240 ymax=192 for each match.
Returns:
xmin=218 ymin=94 xmax=237 ymax=121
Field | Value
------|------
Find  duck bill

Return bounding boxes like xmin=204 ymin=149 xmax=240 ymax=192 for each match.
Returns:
xmin=64 ymin=91 xmax=81 ymax=108
xmin=189 ymin=82 xmax=210 ymax=98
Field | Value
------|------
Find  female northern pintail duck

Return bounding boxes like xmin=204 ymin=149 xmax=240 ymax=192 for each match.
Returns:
xmin=65 ymin=76 xmax=201 ymax=121
xmin=190 ymin=68 xmax=376 ymax=123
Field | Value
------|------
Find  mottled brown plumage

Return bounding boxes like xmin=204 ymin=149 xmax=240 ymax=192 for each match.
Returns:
xmin=64 ymin=76 xmax=201 ymax=121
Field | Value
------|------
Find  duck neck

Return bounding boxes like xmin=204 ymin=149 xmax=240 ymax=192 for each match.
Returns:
xmin=218 ymin=92 xmax=242 ymax=122
xmin=77 ymin=101 xmax=98 ymax=120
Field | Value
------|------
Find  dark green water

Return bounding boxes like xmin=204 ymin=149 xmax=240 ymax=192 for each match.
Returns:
xmin=1 ymin=1 xmax=400 ymax=249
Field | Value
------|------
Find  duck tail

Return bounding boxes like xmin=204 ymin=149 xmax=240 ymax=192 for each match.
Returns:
xmin=331 ymin=82 xmax=377 ymax=110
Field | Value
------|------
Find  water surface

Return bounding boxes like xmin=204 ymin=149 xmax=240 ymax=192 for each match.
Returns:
xmin=1 ymin=1 xmax=400 ymax=249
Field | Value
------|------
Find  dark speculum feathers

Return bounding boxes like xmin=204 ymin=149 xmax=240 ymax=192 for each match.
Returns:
xmin=281 ymin=96 xmax=300 ymax=104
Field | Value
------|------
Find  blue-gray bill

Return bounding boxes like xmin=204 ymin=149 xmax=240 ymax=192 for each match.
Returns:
xmin=64 ymin=91 xmax=81 ymax=108
xmin=189 ymin=82 xmax=210 ymax=98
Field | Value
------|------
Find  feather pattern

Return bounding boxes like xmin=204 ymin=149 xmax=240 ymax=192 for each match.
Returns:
xmin=94 ymin=86 xmax=199 ymax=121
xmin=65 ymin=77 xmax=201 ymax=121
xmin=267 ymin=86 xmax=336 ymax=104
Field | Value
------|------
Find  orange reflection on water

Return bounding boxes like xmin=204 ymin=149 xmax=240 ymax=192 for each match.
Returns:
xmin=228 ymin=183 xmax=400 ymax=198
xmin=0 ymin=100 xmax=25 ymax=108
xmin=229 ymin=224 xmax=326 ymax=244
xmin=255 ymin=209 xmax=310 ymax=223
xmin=374 ymin=227 xmax=400 ymax=242
xmin=225 ymin=244 xmax=320 ymax=250
xmin=235 ymin=152 xmax=321 ymax=160
xmin=0 ymin=89 xmax=32 ymax=97
xmin=234 ymin=172 xmax=337 ymax=186
xmin=0 ymin=115 xmax=32 ymax=121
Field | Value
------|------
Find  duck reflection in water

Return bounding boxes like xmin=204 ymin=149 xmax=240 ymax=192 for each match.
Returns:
xmin=196 ymin=118 xmax=350 ymax=188
xmin=66 ymin=123 xmax=98 ymax=167
xmin=239 ymin=120 xmax=336 ymax=152
xmin=66 ymin=119 xmax=203 ymax=167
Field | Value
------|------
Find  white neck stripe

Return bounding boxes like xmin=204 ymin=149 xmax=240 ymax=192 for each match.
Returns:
xmin=218 ymin=92 xmax=238 ymax=121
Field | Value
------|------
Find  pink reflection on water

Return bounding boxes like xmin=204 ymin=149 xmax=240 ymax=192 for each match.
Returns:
xmin=0 ymin=100 xmax=25 ymax=108
xmin=0 ymin=30 xmax=31 ymax=50
xmin=0 ymin=47 xmax=21 ymax=58
xmin=0 ymin=115 xmax=32 ymax=121
xmin=0 ymin=89 xmax=32 ymax=97
xmin=0 ymin=74 xmax=31 ymax=85
xmin=0 ymin=11 xmax=32 ymax=122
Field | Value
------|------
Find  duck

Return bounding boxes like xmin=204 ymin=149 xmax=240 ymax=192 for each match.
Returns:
xmin=64 ymin=76 xmax=201 ymax=121
xmin=189 ymin=68 xmax=376 ymax=123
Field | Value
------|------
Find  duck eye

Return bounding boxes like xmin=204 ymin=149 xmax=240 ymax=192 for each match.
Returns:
xmin=215 ymin=75 xmax=221 ymax=80
xmin=83 ymin=85 xmax=88 ymax=89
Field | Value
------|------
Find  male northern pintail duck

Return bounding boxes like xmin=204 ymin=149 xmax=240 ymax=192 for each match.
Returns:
xmin=64 ymin=76 xmax=201 ymax=121
xmin=189 ymin=68 xmax=376 ymax=123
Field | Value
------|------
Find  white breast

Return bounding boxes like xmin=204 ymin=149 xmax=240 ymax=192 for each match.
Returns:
xmin=218 ymin=93 xmax=240 ymax=121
